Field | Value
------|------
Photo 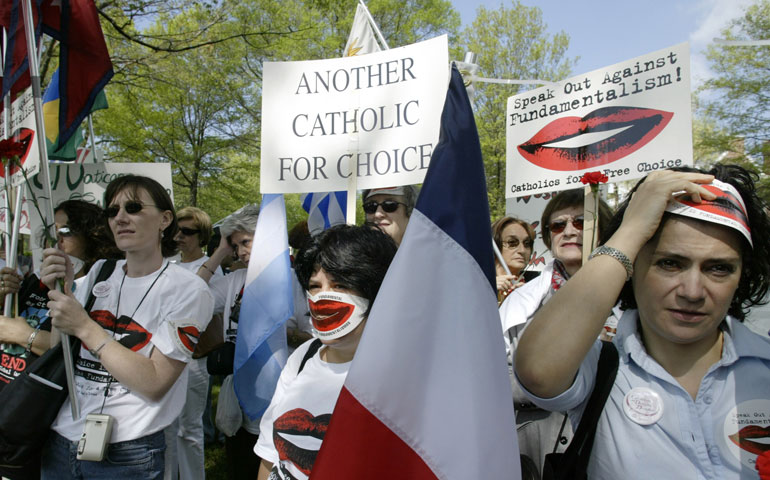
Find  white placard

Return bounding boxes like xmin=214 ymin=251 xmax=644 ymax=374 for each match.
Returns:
xmin=0 ymin=88 xmax=41 ymax=188
xmin=0 ymin=162 xmax=172 ymax=237
xmin=260 ymin=35 xmax=448 ymax=194
xmin=506 ymin=42 xmax=692 ymax=197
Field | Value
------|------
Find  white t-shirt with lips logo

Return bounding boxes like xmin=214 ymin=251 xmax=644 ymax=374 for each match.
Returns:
xmin=255 ymin=339 xmax=350 ymax=480
xmin=51 ymin=259 xmax=214 ymax=443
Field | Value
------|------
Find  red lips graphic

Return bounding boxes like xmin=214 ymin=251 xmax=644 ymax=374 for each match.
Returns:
xmin=89 ymin=310 xmax=151 ymax=352
xmin=308 ymin=298 xmax=354 ymax=332
xmin=729 ymin=425 xmax=770 ymax=455
xmin=0 ymin=128 xmax=34 ymax=178
xmin=518 ymin=106 xmax=673 ymax=171
xmin=177 ymin=325 xmax=200 ymax=353
xmin=273 ymin=408 xmax=331 ymax=476
xmin=677 ymin=185 xmax=750 ymax=234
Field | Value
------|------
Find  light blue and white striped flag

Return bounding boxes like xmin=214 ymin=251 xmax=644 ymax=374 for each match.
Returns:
xmin=301 ymin=191 xmax=347 ymax=236
xmin=233 ymin=194 xmax=293 ymax=420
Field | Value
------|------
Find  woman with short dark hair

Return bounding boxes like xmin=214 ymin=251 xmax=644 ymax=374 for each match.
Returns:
xmin=40 ymin=175 xmax=214 ymax=478
xmin=516 ymin=166 xmax=770 ymax=478
xmin=255 ymin=225 xmax=397 ymax=480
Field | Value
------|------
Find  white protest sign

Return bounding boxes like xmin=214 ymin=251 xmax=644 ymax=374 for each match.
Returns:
xmin=260 ymin=35 xmax=448 ymax=194
xmin=0 ymin=88 xmax=41 ymax=188
xmin=0 ymin=162 xmax=172 ymax=237
xmin=506 ymin=42 xmax=692 ymax=197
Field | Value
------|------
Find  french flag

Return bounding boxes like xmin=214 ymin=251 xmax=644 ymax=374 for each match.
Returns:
xmin=311 ymin=66 xmax=521 ymax=478
xmin=233 ymin=194 xmax=293 ymax=420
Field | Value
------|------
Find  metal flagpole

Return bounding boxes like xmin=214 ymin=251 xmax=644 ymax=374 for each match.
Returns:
xmin=20 ymin=0 xmax=80 ymax=419
xmin=1 ymin=28 xmax=14 ymax=319
xmin=358 ymin=0 xmax=389 ymax=50
xmin=87 ymin=114 xmax=97 ymax=163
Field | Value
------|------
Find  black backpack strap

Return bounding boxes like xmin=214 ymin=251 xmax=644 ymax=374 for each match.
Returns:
xmin=84 ymin=259 xmax=118 ymax=312
xmin=556 ymin=340 xmax=619 ymax=478
xmin=297 ymin=338 xmax=323 ymax=375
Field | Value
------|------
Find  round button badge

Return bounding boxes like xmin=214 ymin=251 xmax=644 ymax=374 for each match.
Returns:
xmin=623 ymin=387 xmax=664 ymax=425
xmin=92 ymin=281 xmax=111 ymax=298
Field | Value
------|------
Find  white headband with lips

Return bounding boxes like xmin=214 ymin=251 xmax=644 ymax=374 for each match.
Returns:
xmin=666 ymin=179 xmax=753 ymax=247
xmin=307 ymin=291 xmax=369 ymax=340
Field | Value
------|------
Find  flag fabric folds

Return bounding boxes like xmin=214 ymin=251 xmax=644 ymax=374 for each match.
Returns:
xmin=343 ymin=3 xmax=382 ymax=57
xmin=234 ymin=194 xmax=293 ymax=420
xmin=311 ymin=66 xmax=521 ymax=479
xmin=0 ymin=0 xmax=42 ymax=103
xmin=43 ymin=68 xmax=107 ymax=160
xmin=40 ymin=0 xmax=113 ymax=147
xmin=301 ymin=191 xmax=347 ymax=236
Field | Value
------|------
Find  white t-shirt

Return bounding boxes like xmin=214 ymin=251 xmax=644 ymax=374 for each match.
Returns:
xmin=174 ymin=255 xmax=224 ymax=280
xmin=52 ymin=259 xmax=215 ymax=443
xmin=255 ymin=340 xmax=350 ymax=480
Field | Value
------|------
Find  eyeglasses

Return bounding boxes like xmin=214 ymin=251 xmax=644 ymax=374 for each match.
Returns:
xmin=548 ymin=216 xmax=584 ymax=234
xmin=363 ymin=200 xmax=406 ymax=214
xmin=502 ymin=238 xmax=533 ymax=249
xmin=57 ymin=226 xmax=74 ymax=238
xmin=178 ymin=227 xmax=201 ymax=236
xmin=104 ymin=201 xmax=156 ymax=218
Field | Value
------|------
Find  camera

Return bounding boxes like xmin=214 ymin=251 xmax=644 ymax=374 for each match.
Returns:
xmin=76 ymin=413 xmax=114 ymax=461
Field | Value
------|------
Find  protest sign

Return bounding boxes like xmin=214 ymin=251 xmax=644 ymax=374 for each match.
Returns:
xmin=0 ymin=162 xmax=172 ymax=236
xmin=0 ymin=89 xmax=41 ymax=188
xmin=506 ymin=42 xmax=692 ymax=197
xmin=260 ymin=35 xmax=448 ymax=194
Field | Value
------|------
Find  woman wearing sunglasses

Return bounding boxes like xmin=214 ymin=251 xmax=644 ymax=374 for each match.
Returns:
xmin=498 ymin=188 xmax=613 ymax=478
xmin=362 ymin=185 xmax=419 ymax=245
xmin=516 ymin=166 xmax=770 ymax=479
xmin=492 ymin=216 xmax=537 ymax=303
xmin=39 ymin=175 xmax=214 ymax=478
xmin=256 ymin=224 xmax=397 ymax=480
xmin=0 ymin=200 xmax=121 ymax=478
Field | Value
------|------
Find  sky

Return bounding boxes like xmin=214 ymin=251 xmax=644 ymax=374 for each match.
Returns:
xmin=451 ymin=0 xmax=755 ymax=87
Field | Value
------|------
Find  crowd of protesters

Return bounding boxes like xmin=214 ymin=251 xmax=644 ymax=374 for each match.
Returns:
xmin=0 ymin=165 xmax=768 ymax=480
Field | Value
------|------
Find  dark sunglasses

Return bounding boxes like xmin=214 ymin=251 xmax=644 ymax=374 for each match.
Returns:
xmin=178 ymin=227 xmax=201 ymax=236
xmin=363 ymin=200 xmax=406 ymax=214
xmin=502 ymin=238 xmax=533 ymax=249
xmin=548 ymin=216 xmax=584 ymax=234
xmin=104 ymin=201 xmax=156 ymax=218
xmin=56 ymin=226 xmax=74 ymax=238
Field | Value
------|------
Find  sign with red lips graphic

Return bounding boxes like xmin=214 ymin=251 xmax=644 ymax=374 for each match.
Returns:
xmin=0 ymin=89 xmax=41 ymax=188
xmin=506 ymin=42 xmax=692 ymax=197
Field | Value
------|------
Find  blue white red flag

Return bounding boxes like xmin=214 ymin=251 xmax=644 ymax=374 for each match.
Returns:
xmin=312 ymin=65 xmax=521 ymax=478
xmin=301 ymin=191 xmax=347 ymax=236
xmin=234 ymin=194 xmax=293 ymax=420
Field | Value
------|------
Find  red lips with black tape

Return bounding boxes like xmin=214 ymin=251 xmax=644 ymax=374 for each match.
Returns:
xmin=518 ymin=106 xmax=673 ymax=171
xmin=308 ymin=298 xmax=354 ymax=332
xmin=729 ymin=425 xmax=770 ymax=455
xmin=273 ymin=408 xmax=331 ymax=475
xmin=89 ymin=310 xmax=151 ymax=352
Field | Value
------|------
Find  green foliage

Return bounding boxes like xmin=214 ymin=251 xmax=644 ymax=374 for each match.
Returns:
xmin=697 ymin=0 xmax=770 ymax=166
xmin=455 ymin=1 xmax=575 ymax=219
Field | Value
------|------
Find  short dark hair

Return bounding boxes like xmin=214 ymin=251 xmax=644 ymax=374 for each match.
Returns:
xmin=54 ymin=199 xmax=123 ymax=273
xmin=103 ymin=175 xmax=178 ymax=257
xmin=491 ymin=216 xmax=535 ymax=252
xmin=540 ymin=189 xmax=613 ymax=250
xmin=294 ymin=225 xmax=398 ymax=316
xmin=605 ymin=164 xmax=770 ymax=320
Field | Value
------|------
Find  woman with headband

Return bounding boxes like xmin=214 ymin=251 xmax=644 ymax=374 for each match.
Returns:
xmin=255 ymin=225 xmax=397 ymax=480
xmin=515 ymin=166 xmax=770 ymax=478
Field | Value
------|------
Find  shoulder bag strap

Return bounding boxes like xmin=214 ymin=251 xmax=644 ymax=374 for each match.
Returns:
xmin=556 ymin=340 xmax=619 ymax=478
xmin=297 ymin=338 xmax=323 ymax=375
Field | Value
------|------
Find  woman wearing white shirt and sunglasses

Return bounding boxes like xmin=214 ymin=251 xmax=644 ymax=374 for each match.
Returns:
xmin=498 ymin=188 xmax=613 ymax=478
xmin=40 ymin=175 xmax=214 ymax=479
xmin=362 ymin=185 xmax=419 ymax=245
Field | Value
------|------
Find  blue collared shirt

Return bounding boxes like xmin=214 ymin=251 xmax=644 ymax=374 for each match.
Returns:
xmin=519 ymin=311 xmax=770 ymax=479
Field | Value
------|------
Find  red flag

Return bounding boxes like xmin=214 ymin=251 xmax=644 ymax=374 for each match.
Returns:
xmin=0 ymin=0 xmax=42 ymax=102
xmin=40 ymin=0 xmax=112 ymax=147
